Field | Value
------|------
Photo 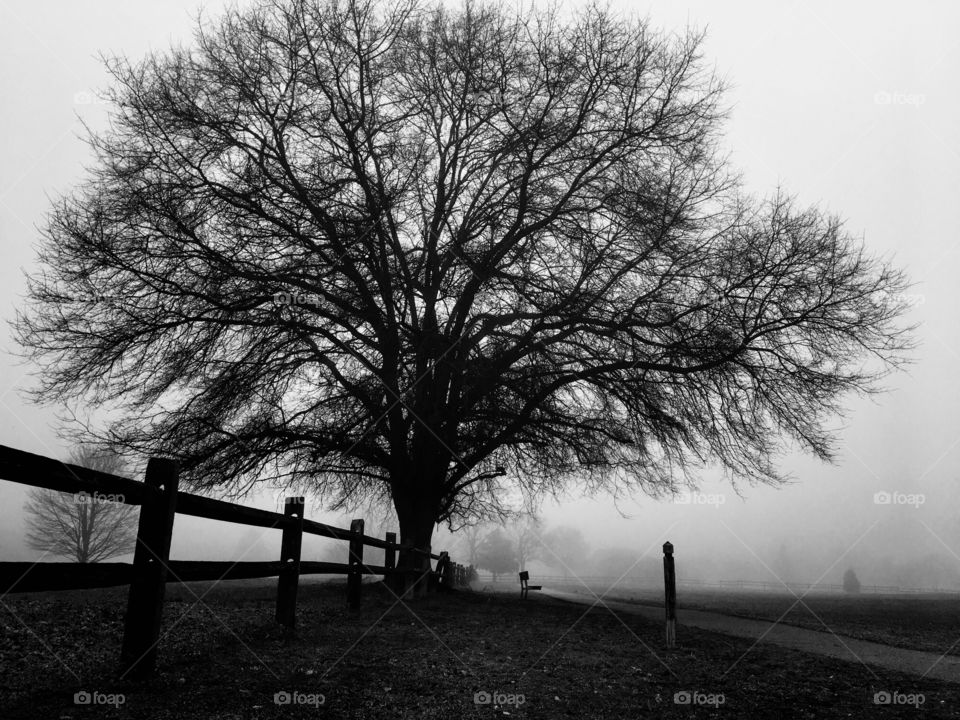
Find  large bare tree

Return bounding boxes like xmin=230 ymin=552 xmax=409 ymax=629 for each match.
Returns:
xmin=23 ymin=449 xmax=137 ymax=563
xmin=15 ymin=0 xmax=912 ymax=571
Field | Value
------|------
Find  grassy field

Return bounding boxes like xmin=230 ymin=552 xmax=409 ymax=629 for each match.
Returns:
xmin=551 ymin=583 xmax=960 ymax=657
xmin=3 ymin=579 xmax=960 ymax=718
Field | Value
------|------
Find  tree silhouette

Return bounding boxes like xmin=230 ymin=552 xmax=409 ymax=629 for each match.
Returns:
xmin=541 ymin=526 xmax=589 ymax=579
xmin=510 ymin=516 xmax=542 ymax=572
xmin=23 ymin=448 xmax=137 ymax=563
xmin=458 ymin=522 xmax=488 ymax=567
xmin=475 ymin=528 xmax=516 ymax=581
xmin=16 ymin=0 xmax=913 ymax=570
xmin=843 ymin=568 xmax=861 ymax=594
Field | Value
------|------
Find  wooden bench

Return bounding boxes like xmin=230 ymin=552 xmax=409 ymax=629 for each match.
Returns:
xmin=519 ymin=570 xmax=542 ymax=599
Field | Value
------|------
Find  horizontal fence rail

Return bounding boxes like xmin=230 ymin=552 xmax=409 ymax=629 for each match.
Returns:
xmin=0 ymin=445 xmax=158 ymax=506
xmin=0 ymin=443 xmax=473 ymax=678
xmin=0 ymin=444 xmax=437 ymax=557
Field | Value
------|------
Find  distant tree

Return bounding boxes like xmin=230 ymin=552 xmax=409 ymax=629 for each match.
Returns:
xmin=510 ymin=516 xmax=542 ymax=572
xmin=430 ymin=522 xmax=460 ymax=556
xmin=23 ymin=448 xmax=137 ymax=563
xmin=589 ymin=547 xmax=659 ymax=584
xmin=843 ymin=568 xmax=861 ymax=594
xmin=475 ymin=528 xmax=517 ymax=581
xmin=458 ymin=523 xmax=488 ymax=567
xmin=541 ymin=526 xmax=589 ymax=579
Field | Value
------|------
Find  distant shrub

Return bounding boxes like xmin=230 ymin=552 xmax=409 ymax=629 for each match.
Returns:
xmin=843 ymin=568 xmax=861 ymax=594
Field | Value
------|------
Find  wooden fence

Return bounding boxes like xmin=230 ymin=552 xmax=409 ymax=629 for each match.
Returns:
xmin=0 ymin=444 xmax=473 ymax=678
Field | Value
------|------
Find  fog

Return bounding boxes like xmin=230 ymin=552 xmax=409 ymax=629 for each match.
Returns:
xmin=2 ymin=1 xmax=959 ymax=593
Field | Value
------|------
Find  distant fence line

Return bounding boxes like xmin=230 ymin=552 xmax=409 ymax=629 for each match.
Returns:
xmin=476 ymin=574 xmax=960 ymax=596
xmin=0 ymin=444 xmax=473 ymax=678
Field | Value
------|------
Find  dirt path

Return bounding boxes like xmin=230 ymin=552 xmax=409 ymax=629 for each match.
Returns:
xmin=537 ymin=587 xmax=960 ymax=684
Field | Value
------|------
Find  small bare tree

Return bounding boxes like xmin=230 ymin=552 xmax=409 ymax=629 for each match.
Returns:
xmin=475 ymin=528 xmax=516 ymax=582
xmin=458 ymin=522 xmax=488 ymax=566
xmin=23 ymin=448 xmax=137 ymax=563
xmin=511 ymin=516 xmax=542 ymax=572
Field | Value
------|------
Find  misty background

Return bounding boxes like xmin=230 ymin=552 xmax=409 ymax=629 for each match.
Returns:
xmin=1 ymin=1 xmax=958 ymax=591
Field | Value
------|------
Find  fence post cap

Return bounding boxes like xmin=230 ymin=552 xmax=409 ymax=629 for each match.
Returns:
xmin=663 ymin=541 xmax=674 ymax=554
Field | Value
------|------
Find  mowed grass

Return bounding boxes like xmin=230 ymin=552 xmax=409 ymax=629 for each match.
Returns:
xmin=575 ymin=584 xmax=960 ymax=657
xmin=3 ymin=579 xmax=960 ymax=718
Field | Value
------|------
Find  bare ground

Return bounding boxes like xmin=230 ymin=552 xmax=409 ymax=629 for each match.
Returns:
xmin=2 ymin=579 xmax=960 ymax=718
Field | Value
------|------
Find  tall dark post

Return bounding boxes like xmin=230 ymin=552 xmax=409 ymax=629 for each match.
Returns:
xmin=384 ymin=531 xmax=397 ymax=592
xmin=663 ymin=541 xmax=676 ymax=648
xmin=347 ymin=519 xmax=364 ymax=609
xmin=275 ymin=497 xmax=304 ymax=631
xmin=119 ymin=458 xmax=179 ymax=679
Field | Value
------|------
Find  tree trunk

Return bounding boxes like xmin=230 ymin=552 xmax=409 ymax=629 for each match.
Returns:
xmin=392 ymin=493 xmax=437 ymax=599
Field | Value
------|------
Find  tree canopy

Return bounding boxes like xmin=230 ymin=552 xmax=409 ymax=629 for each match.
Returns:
xmin=475 ymin=527 xmax=516 ymax=577
xmin=16 ymin=0 xmax=912 ymax=554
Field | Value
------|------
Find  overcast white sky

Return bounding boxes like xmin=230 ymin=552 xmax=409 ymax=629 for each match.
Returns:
xmin=1 ymin=1 xmax=959 ymax=585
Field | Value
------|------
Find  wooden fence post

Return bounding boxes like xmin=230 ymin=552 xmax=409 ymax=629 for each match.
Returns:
xmin=663 ymin=541 xmax=676 ymax=648
xmin=437 ymin=551 xmax=452 ymax=591
xmin=347 ymin=519 xmax=364 ymax=609
xmin=275 ymin=497 xmax=304 ymax=631
xmin=384 ymin=531 xmax=396 ymax=592
xmin=119 ymin=458 xmax=179 ymax=679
